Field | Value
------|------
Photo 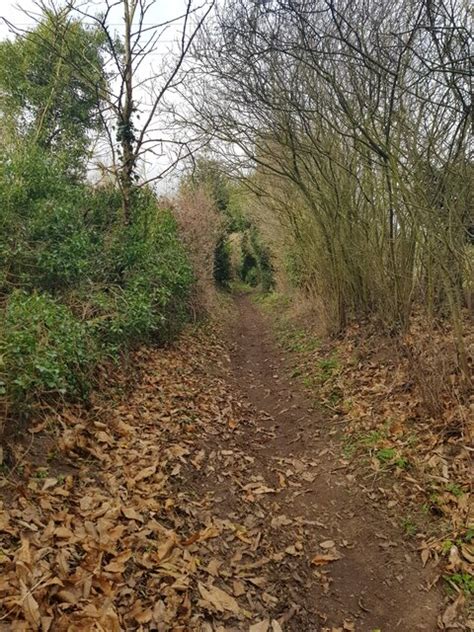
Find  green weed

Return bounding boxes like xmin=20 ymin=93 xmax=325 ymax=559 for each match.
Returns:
xmin=376 ymin=448 xmax=397 ymax=463
xmin=402 ymin=517 xmax=418 ymax=536
xmin=445 ymin=572 xmax=474 ymax=595
xmin=317 ymin=355 xmax=339 ymax=382
xmin=373 ymin=447 xmax=409 ymax=469
xmin=278 ymin=328 xmax=320 ymax=354
xmin=360 ymin=430 xmax=385 ymax=447
xmin=464 ymin=528 xmax=474 ymax=543
xmin=441 ymin=540 xmax=454 ymax=554
xmin=445 ymin=483 xmax=464 ymax=498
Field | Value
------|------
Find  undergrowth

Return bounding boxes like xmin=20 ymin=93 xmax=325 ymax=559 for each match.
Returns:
xmin=0 ymin=146 xmax=192 ymax=423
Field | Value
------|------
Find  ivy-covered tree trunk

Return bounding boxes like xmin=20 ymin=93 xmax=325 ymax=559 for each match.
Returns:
xmin=118 ymin=116 xmax=135 ymax=226
xmin=118 ymin=0 xmax=136 ymax=226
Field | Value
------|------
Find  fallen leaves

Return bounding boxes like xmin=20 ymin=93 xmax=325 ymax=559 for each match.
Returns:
xmin=132 ymin=463 xmax=157 ymax=483
xmin=1 ymin=302 xmax=464 ymax=630
xmin=311 ymin=551 xmax=343 ymax=566
xmin=198 ymin=582 xmax=240 ymax=614
xmin=249 ymin=620 xmax=270 ymax=631
xmin=1 ymin=323 xmax=323 ymax=630
xmin=439 ymin=594 xmax=466 ymax=629
xmin=19 ymin=579 xmax=41 ymax=627
xmin=0 ymin=327 xmax=260 ymax=629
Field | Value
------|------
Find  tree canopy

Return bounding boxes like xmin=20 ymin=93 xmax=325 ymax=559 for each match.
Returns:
xmin=0 ymin=8 xmax=107 ymax=171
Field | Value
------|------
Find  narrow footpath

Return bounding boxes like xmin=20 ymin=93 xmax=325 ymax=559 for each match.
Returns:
xmin=221 ymin=293 xmax=442 ymax=630
xmin=0 ymin=294 xmax=445 ymax=631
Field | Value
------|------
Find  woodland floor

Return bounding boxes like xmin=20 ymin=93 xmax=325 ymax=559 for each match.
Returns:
xmin=0 ymin=293 xmax=470 ymax=631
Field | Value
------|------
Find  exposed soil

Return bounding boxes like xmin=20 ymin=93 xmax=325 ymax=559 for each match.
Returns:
xmin=222 ymin=292 xmax=442 ymax=630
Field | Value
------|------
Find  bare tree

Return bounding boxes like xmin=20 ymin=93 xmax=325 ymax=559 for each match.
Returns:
xmin=75 ymin=0 xmax=215 ymax=221
xmin=180 ymin=0 xmax=472 ymax=368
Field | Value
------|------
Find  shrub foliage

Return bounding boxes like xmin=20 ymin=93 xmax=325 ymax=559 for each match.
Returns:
xmin=0 ymin=147 xmax=192 ymax=418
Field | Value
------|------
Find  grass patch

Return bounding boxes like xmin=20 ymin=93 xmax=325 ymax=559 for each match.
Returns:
xmin=277 ymin=326 xmax=320 ymax=354
xmin=445 ymin=483 xmax=464 ymax=498
xmin=402 ymin=516 xmax=418 ymax=536
xmin=375 ymin=447 xmax=409 ymax=469
xmin=445 ymin=572 xmax=474 ymax=595
xmin=317 ymin=355 xmax=339 ymax=382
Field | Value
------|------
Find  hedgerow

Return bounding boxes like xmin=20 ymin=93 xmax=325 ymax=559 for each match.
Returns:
xmin=0 ymin=147 xmax=192 ymax=418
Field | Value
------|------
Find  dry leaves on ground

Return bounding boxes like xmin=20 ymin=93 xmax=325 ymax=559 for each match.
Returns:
xmin=0 ymin=326 xmax=295 ymax=630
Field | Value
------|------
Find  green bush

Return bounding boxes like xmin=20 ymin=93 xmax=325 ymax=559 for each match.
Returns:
xmin=0 ymin=149 xmax=193 ymax=416
xmin=0 ymin=292 xmax=96 ymax=409
xmin=214 ymin=236 xmax=232 ymax=287
xmin=89 ymin=285 xmax=156 ymax=353
xmin=0 ymin=147 xmax=102 ymax=293
xmin=104 ymin=193 xmax=193 ymax=342
xmin=240 ymin=227 xmax=274 ymax=292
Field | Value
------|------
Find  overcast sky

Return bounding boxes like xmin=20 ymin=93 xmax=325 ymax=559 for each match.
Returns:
xmin=0 ymin=1 xmax=189 ymax=38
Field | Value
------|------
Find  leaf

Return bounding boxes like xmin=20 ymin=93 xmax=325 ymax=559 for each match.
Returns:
xmin=134 ymin=608 xmax=153 ymax=624
xmin=19 ymin=579 xmax=40 ymax=627
xmin=448 ymin=545 xmax=462 ymax=570
xmin=250 ymin=620 xmax=270 ymax=632
xmin=311 ymin=551 xmax=342 ymax=565
xmin=54 ymin=526 xmax=75 ymax=539
xmin=96 ymin=430 xmax=114 ymax=445
xmin=271 ymin=515 xmax=292 ymax=528
xmin=41 ymin=616 xmax=54 ymax=631
xmin=121 ymin=506 xmax=144 ymax=522
xmin=243 ymin=482 xmax=276 ymax=494
xmin=233 ymin=580 xmax=246 ymax=596
xmin=104 ymin=550 xmax=132 ymax=573
xmin=420 ymin=547 xmax=430 ymax=567
xmin=16 ymin=538 xmax=32 ymax=565
xmin=155 ymin=534 xmax=177 ymax=562
xmin=320 ymin=540 xmax=336 ymax=549
xmin=198 ymin=582 xmax=240 ymax=614
xmin=133 ymin=465 xmax=156 ymax=482
xmin=461 ymin=544 xmax=474 ymax=564
xmin=440 ymin=594 xmax=465 ymax=628
xmin=206 ymin=559 xmax=222 ymax=577
xmin=41 ymin=478 xmax=58 ymax=491
xmin=182 ymin=524 xmax=221 ymax=546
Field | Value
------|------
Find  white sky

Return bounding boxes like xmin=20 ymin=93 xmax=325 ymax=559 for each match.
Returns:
xmin=0 ymin=1 xmax=188 ymax=40
xmin=0 ymin=0 xmax=204 ymax=191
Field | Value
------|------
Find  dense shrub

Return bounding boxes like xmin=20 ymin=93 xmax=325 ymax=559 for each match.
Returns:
xmin=0 ymin=292 xmax=96 ymax=409
xmin=0 ymin=148 xmax=193 ymax=416
xmin=213 ymin=236 xmax=232 ymax=287
xmin=0 ymin=147 xmax=102 ymax=293
xmin=94 ymin=201 xmax=193 ymax=350
xmin=240 ymin=227 xmax=274 ymax=292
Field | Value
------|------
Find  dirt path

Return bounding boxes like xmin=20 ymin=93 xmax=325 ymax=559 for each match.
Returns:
xmin=0 ymin=293 xmax=446 ymax=631
xmin=223 ymin=293 xmax=442 ymax=630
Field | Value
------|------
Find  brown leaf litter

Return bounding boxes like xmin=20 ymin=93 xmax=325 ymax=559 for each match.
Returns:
xmin=0 ymin=296 xmax=471 ymax=631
